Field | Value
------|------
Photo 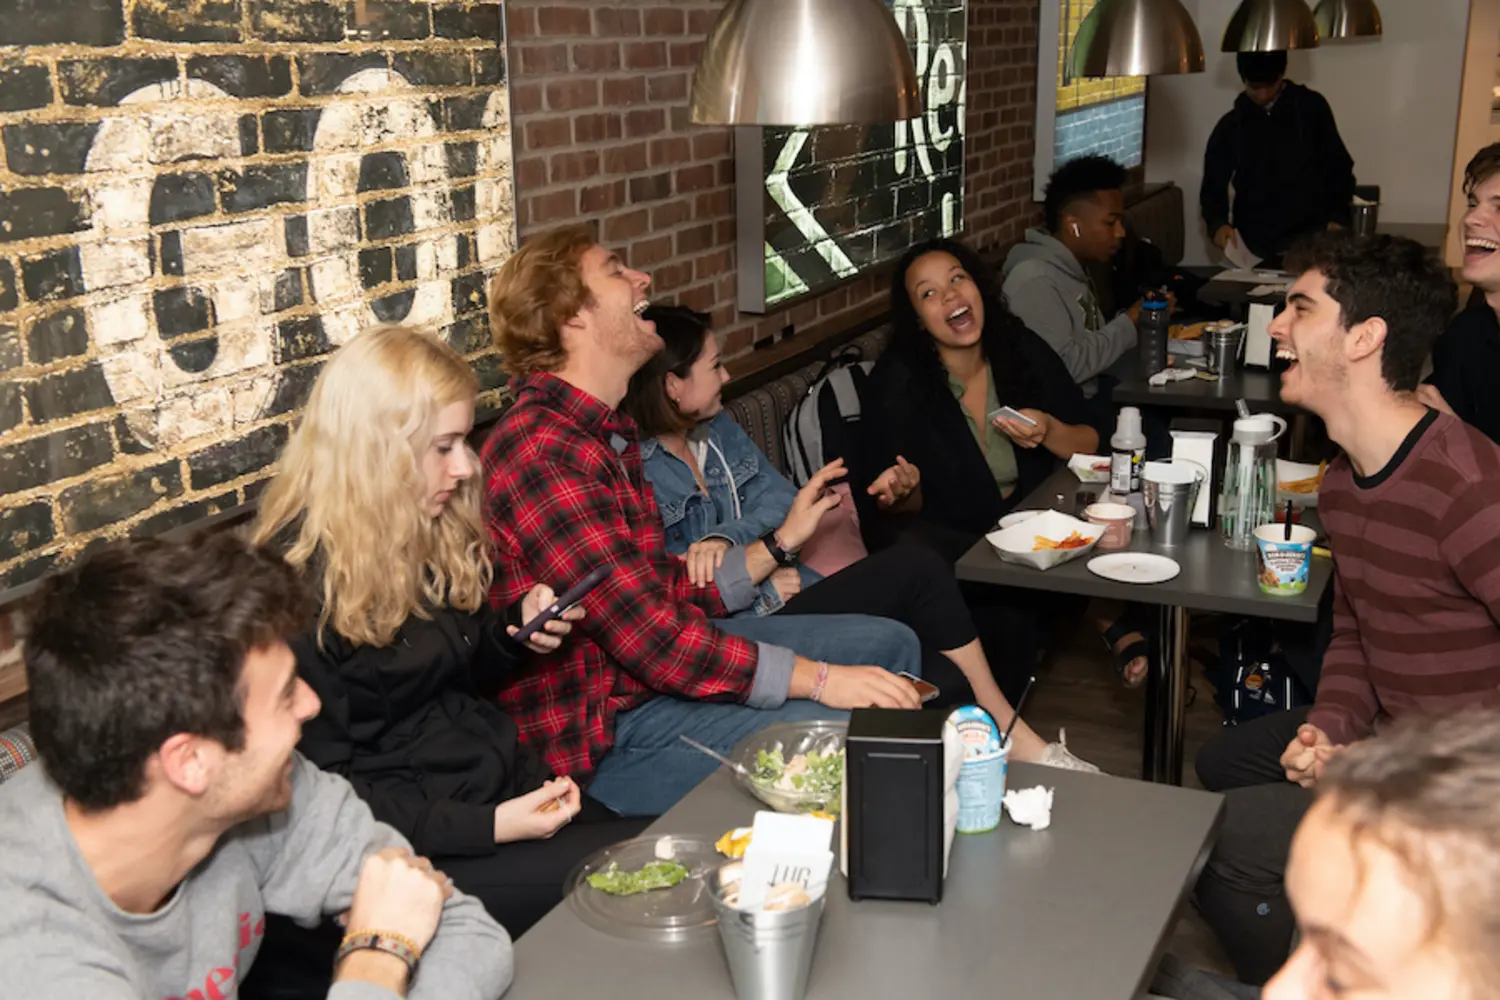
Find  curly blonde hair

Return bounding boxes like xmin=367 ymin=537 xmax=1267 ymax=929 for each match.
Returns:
xmin=488 ymin=224 xmax=596 ymax=375
xmin=250 ymin=325 xmax=489 ymax=647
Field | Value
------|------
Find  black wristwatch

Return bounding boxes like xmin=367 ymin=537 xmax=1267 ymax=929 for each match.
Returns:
xmin=760 ymin=529 xmax=798 ymax=567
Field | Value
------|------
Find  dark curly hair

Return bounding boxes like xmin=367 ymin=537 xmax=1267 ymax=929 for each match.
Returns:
xmin=1042 ymin=154 xmax=1127 ymax=233
xmin=887 ymin=237 xmax=1036 ymax=402
xmin=1284 ymin=232 xmax=1458 ymax=393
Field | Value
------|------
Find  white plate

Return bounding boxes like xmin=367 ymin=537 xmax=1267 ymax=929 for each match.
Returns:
xmin=997 ymin=510 xmax=1044 ymax=530
xmin=1087 ymin=553 xmax=1181 ymax=585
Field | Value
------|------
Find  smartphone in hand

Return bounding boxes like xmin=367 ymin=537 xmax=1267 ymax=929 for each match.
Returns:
xmin=511 ymin=565 xmax=612 ymax=644
xmin=987 ymin=405 xmax=1038 ymax=427
xmin=898 ymin=671 xmax=941 ymax=704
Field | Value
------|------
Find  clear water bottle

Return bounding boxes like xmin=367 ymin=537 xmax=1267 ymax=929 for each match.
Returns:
xmin=1137 ymin=290 xmax=1170 ymax=378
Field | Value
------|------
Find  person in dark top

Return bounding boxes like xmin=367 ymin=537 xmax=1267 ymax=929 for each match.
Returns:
xmin=1202 ymin=51 xmax=1355 ymax=264
xmin=1420 ymin=142 xmax=1500 ymax=445
xmin=249 ymin=324 xmax=648 ymax=938
xmin=861 ymin=237 xmax=1151 ymax=688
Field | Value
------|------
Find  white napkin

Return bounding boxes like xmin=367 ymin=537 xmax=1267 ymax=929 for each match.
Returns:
xmin=1003 ymin=785 xmax=1054 ymax=831
xmin=1224 ymin=229 xmax=1261 ymax=270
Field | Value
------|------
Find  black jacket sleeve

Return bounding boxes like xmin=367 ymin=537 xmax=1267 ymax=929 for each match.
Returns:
xmin=1310 ymin=92 xmax=1355 ymax=228
xmin=1427 ymin=316 xmax=1481 ymax=425
xmin=293 ymin=631 xmax=502 ymax=858
xmin=1201 ymin=113 xmax=1237 ymax=234
xmin=472 ymin=600 xmax=530 ymax=697
xmin=855 ymin=354 xmax=920 ymax=517
xmin=1021 ymin=327 xmax=1109 ymax=447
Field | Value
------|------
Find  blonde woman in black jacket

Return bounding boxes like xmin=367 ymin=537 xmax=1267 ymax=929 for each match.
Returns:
xmin=250 ymin=325 xmax=647 ymax=937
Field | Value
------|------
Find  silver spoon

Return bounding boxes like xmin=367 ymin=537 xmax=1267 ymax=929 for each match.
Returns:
xmin=678 ymin=734 xmax=752 ymax=778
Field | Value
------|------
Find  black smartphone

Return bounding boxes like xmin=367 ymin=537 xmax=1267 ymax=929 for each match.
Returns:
xmin=510 ymin=565 xmax=612 ymax=644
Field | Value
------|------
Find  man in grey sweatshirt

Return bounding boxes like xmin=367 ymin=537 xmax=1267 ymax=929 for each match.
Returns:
xmin=0 ymin=534 xmax=512 ymax=1000
xmin=1003 ymin=155 xmax=1149 ymax=398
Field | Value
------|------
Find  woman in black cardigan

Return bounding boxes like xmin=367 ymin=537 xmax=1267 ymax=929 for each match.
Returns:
xmin=859 ymin=238 xmax=1148 ymax=687
xmin=248 ymin=325 xmax=648 ymax=949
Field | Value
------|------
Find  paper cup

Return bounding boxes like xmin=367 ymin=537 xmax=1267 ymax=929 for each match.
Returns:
xmin=955 ymin=740 xmax=1009 ymax=833
xmin=1254 ymin=524 xmax=1315 ymax=596
xmin=1085 ymin=502 xmax=1135 ymax=551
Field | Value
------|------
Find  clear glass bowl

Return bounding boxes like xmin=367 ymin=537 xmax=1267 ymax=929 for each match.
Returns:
xmin=728 ymin=719 xmax=848 ymax=814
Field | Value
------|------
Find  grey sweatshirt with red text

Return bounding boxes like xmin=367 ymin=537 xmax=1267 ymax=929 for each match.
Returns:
xmin=0 ymin=754 xmax=512 ymax=1000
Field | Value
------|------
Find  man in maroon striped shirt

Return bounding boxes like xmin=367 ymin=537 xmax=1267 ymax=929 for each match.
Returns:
xmin=1194 ymin=233 xmax=1500 ymax=985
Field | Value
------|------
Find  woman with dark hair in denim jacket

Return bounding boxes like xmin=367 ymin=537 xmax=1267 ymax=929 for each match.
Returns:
xmin=622 ymin=305 xmax=1098 ymax=772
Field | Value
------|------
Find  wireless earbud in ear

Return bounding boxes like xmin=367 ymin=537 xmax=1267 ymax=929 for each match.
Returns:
xmin=1071 ymin=222 xmax=1081 ymax=238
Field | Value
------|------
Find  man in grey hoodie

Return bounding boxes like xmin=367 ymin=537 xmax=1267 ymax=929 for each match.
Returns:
xmin=0 ymin=534 xmax=512 ymax=1000
xmin=1003 ymin=155 xmax=1156 ymax=398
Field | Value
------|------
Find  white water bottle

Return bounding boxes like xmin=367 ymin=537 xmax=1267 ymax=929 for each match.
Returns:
xmin=1109 ymin=406 xmax=1147 ymax=496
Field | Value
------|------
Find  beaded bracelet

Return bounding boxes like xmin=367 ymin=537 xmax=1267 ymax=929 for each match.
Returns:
xmin=809 ymin=661 xmax=830 ymax=702
xmin=335 ymin=930 xmax=423 ymax=975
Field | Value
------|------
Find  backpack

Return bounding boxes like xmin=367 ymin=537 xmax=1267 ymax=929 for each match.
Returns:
xmin=1207 ymin=612 xmax=1325 ymax=726
xmin=782 ymin=345 xmax=875 ymax=487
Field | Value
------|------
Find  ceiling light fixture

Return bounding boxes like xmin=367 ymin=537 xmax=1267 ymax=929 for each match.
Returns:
xmin=689 ymin=0 xmax=922 ymax=126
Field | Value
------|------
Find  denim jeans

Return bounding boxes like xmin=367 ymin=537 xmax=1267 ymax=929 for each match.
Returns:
xmin=586 ymin=613 xmax=920 ymax=816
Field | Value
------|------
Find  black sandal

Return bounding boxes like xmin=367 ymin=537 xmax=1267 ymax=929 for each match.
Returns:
xmin=1101 ymin=615 xmax=1150 ymax=689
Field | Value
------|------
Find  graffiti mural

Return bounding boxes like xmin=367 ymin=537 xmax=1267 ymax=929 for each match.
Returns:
xmin=734 ymin=0 xmax=967 ymax=312
xmin=0 ymin=1 xmax=513 ymax=587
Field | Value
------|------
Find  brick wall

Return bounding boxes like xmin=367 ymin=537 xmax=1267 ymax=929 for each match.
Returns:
xmin=0 ymin=0 xmax=516 ymax=591
xmin=1056 ymin=93 xmax=1145 ymax=167
xmin=507 ymin=0 xmax=1043 ymax=356
xmin=0 ymin=0 xmax=1045 ymax=710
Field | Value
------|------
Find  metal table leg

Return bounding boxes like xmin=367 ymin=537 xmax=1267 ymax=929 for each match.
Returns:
xmin=1142 ymin=605 xmax=1191 ymax=785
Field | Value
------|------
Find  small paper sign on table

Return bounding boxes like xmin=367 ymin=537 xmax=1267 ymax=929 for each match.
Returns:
xmin=735 ymin=811 xmax=834 ymax=912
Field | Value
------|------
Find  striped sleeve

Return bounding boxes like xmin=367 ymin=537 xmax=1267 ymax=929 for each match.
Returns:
xmin=1441 ymin=481 xmax=1500 ymax=612
xmin=1307 ymin=565 xmax=1378 ymax=745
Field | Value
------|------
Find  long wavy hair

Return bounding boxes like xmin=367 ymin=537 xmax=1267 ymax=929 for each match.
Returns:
xmin=887 ymin=237 xmax=1036 ymax=403
xmin=250 ymin=325 xmax=489 ymax=647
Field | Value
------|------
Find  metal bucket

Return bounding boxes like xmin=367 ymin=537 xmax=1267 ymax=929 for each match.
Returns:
xmin=1143 ymin=459 xmax=1206 ymax=547
xmin=709 ymin=864 xmax=827 ymax=1000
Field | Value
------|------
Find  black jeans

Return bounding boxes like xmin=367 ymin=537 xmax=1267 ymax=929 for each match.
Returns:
xmin=240 ymin=798 xmax=648 ymax=1000
xmin=774 ymin=542 xmax=1030 ymax=705
xmin=866 ymin=517 xmax=1082 ymax=704
xmin=1193 ymin=709 xmax=1313 ymax=986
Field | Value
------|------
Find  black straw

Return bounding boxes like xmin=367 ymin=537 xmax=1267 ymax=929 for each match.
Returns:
xmin=1002 ymin=674 xmax=1037 ymax=749
xmin=1284 ymin=500 xmax=1294 ymax=540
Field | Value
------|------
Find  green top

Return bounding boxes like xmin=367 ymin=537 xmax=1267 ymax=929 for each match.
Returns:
xmin=947 ymin=364 xmax=1019 ymax=495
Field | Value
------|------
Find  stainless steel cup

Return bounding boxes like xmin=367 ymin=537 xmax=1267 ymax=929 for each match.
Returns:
xmin=1143 ymin=461 xmax=1205 ymax=547
xmin=709 ymin=865 xmax=827 ymax=1000
xmin=1206 ymin=328 xmax=1244 ymax=376
xmin=1352 ymin=201 xmax=1378 ymax=237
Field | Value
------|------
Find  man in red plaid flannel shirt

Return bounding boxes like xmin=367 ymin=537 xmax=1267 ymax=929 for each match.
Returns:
xmin=481 ymin=226 xmax=923 ymax=816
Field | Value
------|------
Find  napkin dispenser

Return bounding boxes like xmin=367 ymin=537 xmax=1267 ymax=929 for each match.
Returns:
xmin=1244 ymin=302 xmax=1275 ymax=369
xmin=843 ymin=708 xmax=957 ymax=904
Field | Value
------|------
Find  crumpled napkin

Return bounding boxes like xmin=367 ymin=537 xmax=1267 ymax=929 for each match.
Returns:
xmin=1003 ymin=785 xmax=1054 ymax=831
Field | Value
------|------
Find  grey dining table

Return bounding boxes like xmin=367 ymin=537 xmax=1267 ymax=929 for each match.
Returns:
xmin=955 ymin=468 xmax=1332 ymax=785
xmin=1111 ymin=367 xmax=1296 ymax=416
xmin=505 ymin=765 xmax=1225 ymax=1000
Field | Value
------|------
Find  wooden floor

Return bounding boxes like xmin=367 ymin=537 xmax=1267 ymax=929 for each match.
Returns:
xmin=1022 ymin=615 xmax=1236 ymax=980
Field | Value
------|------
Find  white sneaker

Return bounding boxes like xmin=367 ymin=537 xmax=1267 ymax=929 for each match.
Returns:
xmin=1036 ymin=729 xmax=1102 ymax=773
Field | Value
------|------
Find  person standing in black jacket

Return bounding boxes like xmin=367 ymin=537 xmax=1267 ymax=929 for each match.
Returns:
xmin=249 ymin=324 xmax=649 ymax=937
xmin=1202 ymin=51 xmax=1356 ymax=264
